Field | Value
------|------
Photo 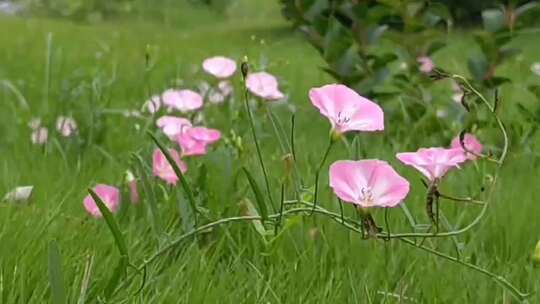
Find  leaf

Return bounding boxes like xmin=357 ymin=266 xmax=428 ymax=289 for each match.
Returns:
xmin=482 ymin=9 xmax=505 ymax=32
xmin=427 ymin=41 xmax=446 ymax=56
xmin=88 ymin=189 xmax=129 ymax=258
xmin=467 ymin=56 xmax=489 ymax=81
xmin=239 ymin=198 xmax=270 ymax=241
xmin=104 ymin=257 xmax=128 ymax=299
xmin=48 ymin=240 xmax=66 ymax=304
xmin=242 ymin=168 xmax=268 ymax=222
xmin=149 ymin=132 xmax=199 ymax=222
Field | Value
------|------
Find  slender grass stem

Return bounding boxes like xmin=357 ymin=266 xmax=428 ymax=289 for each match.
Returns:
xmin=310 ymin=137 xmax=335 ymax=215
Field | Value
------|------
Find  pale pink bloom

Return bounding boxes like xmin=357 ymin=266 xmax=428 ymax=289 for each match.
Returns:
xmin=28 ymin=118 xmax=42 ymax=130
xmin=218 ymin=80 xmax=233 ymax=97
xmin=31 ymin=127 xmax=48 ymax=145
xmin=202 ymin=56 xmax=237 ymax=79
xmin=451 ymin=81 xmax=464 ymax=103
xmin=162 ymin=89 xmax=203 ymax=112
xmin=83 ymin=184 xmax=121 ymax=218
xmin=176 ymin=127 xmax=221 ymax=156
xmin=329 ymin=160 xmax=410 ymax=208
xmin=152 ymin=148 xmax=188 ymax=185
xmin=450 ymin=133 xmax=483 ymax=160
xmin=208 ymin=90 xmax=225 ymax=104
xmin=143 ymin=95 xmax=161 ymax=113
xmin=417 ymin=56 xmax=434 ymax=73
xmin=246 ymin=72 xmax=284 ymax=100
xmin=309 ymin=84 xmax=384 ymax=134
xmin=56 ymin=116 xmax=77 ymax=137
xmin=156 ymin=116 xmax=192 ymax=139
xmin=396 ymin=147 xmax=467 ymax=181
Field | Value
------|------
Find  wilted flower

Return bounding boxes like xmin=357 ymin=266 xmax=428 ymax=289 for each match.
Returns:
xmin=162 ymin=89 xmax=203 ymax=112
xmin=451 ymin=81 xmax=464 ymax=103
xmin=152 ymin=148 xmax=187 ymax=185
xmin=28 ymin=118 xmax=42 ymax=130
xmin=531 ymin=62 xmax=540 ymax=76
xmin=309 ymin=84 xmax=384 ymax=134
xmin=417 ymin=56 xmax=435 ymax=73
xmin=396 ymin=147 xmax=467 ymax=182
xmin=31 ymin=127 xmax=48 ymax=145
xmin=202 ymin=56 xmax=237 ymax=79
xmin=83 ymin=184 xmax=121 ymax=218
xmin=329 ymin=160 xmax=410 ymax=208
xmin=218 ymin=80 xmax=233 ymax=97
xmin=56 ymin=116 xmax=78 ymax=137
xmin=3 ymin=186 xmax=34 ymax=203
xmin=208 ymin=90 xmax=225 ymax=104
xmin=451 ymin=133 xmax=483 ymax=160
xmin=156 ymin=116 xmax=192 ymax=140
xmin=176 ymin=127 xmax=221 ymax=156
xmin=143 ymin=95 xmax=161 ymax=114
xmin=125 ymin=170 xmax=139 ymax=204
xmin=246 ymin=72 xmax=284 ymax=100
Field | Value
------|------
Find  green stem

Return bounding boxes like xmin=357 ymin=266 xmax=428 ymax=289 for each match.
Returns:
xmin=243 ymin=86 xmax=276 ymax=210
xmin=311 ymin=137 xmax=335 ymax=215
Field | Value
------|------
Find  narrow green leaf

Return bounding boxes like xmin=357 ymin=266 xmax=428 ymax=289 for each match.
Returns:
xmin=242 ymin=168 xmax=268 ymax=222
xmin=48 ymin=240 xmax=66 ymax=304
xmin=149 ymin=132 xmax=199 ymax=225
xmin=104 ymin=257 xmax=128 ymax=299
xmin=88 ymin=189 xmax=128 ymax=258
xmin=132 ymin=153 xmax=163 ymax=237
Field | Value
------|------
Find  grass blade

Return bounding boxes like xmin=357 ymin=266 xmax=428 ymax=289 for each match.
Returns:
xmin=88 ymin=189 xmax=129 ymax=258
xmin=149 ymin=132 xmax=199 ymax=225
xmin=132 ymin=153 xmax=163 ymax=237
xmin=104 ymin=257 xmax=128 ymax=299
xmin=48 ymin=240 xmax=66 ymax=304
xmin=242 ymin=167 xmax=268 ymax=222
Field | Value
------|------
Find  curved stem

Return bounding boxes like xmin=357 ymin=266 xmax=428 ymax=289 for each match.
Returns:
xmin=399 ymin=237 xmax=530 ymax=301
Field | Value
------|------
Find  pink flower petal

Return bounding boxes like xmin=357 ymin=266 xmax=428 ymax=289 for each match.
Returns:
xmin=450 ymin=133 xmax=483 ymax=160
xmin=156 ymin=116 xmax=192 ymax=139
xmin=176 ymin=127 xmax=221 ymax=156
xmin=329 ymin=160 xmax=409 ymax=208
xmin=202 ymin=56 xmax=237 ymax=79
xmin=83 ymin=184 xmax=121 ymax=218
xmin=396 ymin=147 xmax=467 ymax=181
xmin=309 ymin=84 xmax=384 ymax=133
xmin=417 ymin=56 xmax=435 ymax=73
xmin=246 ymin=72 xmax=284 ymax=101
xmin=152 ymin=148 xmax=187 ymax=185
xmin=162 ymin=89 xmax=203 ymax=112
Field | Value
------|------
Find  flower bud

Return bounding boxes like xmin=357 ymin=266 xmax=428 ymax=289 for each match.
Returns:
xmin=282 ymin=153 xmax=295 ymax=178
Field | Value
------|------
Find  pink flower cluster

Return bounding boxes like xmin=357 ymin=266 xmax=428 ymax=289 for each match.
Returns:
xmin=29 ymin=116 xmax=78 ymax=145
xmin=310 ymin=84 xmax=483 ymax=209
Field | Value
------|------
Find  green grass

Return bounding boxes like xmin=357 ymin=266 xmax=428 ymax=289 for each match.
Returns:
xmin=1 ymin=1 xmax=540 ymax=303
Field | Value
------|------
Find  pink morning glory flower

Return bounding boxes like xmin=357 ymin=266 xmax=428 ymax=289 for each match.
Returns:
xmin=202 ymin=56 xmax=237 ymax=79
xmin=176 ymin=127 xmax=221 ymax=156
xmin=31 ymin=127 xmax=48 ymax=145
xmin=329 ymin=160 xmax=410 ymax=208
xmin=246 ymin=72 xmax=284 ymax=101
xmin=162 ymin=89 xmax=203 ymax=112
xmin=56 ymin=116 xmax=78 ymax=137
xmin=152 ymin=148 xmax=188 ymax=185
xmin=451 ymin=133 xmax=483 ymax=160
xmin=156 ymin=116 xmax=192 ymax=140
xmin=396 ymin=147 xmax=467 ymax=182
xmin=417 ymin=56 xmax=435 ymax=73
xmin=83 ymin=184 xmax=121 ymax=218
xmin=309 ymin=84 xmax=384 ymax=134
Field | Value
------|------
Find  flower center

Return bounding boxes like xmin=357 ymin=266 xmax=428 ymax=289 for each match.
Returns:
xmin=336 ymin=111 xmax=351 ymax=126
xmin=359 ymin=187 xmax=374 ymax=206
